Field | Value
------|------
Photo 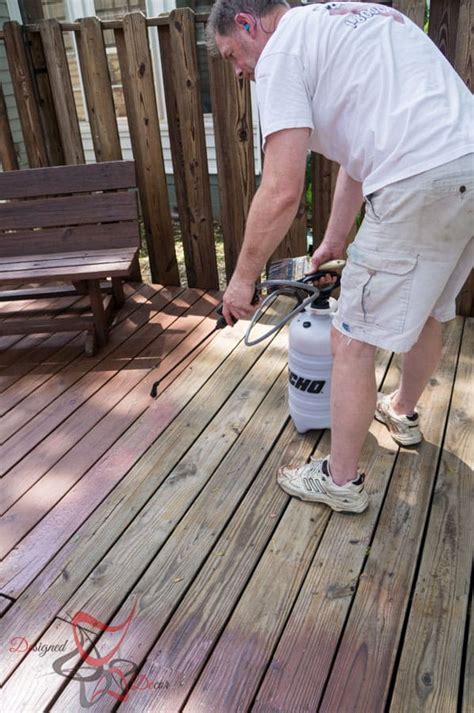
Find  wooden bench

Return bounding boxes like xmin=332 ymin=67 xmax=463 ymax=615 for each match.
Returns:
xmin=0 ymin=160 xmax=140 ymax=354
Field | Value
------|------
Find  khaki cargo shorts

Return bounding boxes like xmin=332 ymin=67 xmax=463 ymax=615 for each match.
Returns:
xmin=333 ymin=153 xmax=474 ymax=353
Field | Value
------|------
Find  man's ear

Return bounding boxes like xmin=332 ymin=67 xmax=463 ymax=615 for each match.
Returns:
xmin=235 ymin=12 xmax=254 ymax=34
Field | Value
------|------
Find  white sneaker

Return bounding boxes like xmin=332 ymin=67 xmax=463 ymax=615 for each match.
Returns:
xmin=277 ymin=457 xmax=368 ymax=514
xmin=375 ymin=392 xmax=422 ymax=446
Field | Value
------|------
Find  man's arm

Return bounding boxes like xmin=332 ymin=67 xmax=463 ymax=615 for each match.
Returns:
xmin=222 ymin=127 xmax=310 ymax=324
xmin=310 ymin=166 xmax=363 ymax=269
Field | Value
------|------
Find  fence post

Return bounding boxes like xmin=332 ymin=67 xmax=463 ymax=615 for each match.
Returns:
xmin=0 ymin=83 xmax=19 ymax=170
xmin=77 ymin=17 xmax=122 ymax=163
xmin=392 ymin=1 xmax=425 ymax=27
xmin=454 ymin=0 xmax=472 ymax=89
xmin=311 ymin=154 xmax=339 ymax=250
xmin=168 ymin=8 xmax=219 ymax=290
xmin=3 ymin=21 xmax=48 ymax=167
xmin=428 ymin=0 xmax=460 ymax=66
xmin=25 ymin=29 xmax=64 ymax=166
xmin=157 ymin=20 xmax=194 ymax=282
xmin=39 ymin=19 xmax=85 ymax=164
xmin=116 ymin=12 xmax=179 ymax=286
xmin=208 ymin=53 xmax=256 ymax=281
xmin=270 ymin=188 xmax=308 ymax=263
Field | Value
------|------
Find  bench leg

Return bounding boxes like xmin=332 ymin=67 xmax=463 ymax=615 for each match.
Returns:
xmin=72 ymin=280 xmax=89 ymax=295
xmin=112 ymin=278 xmax=124 ymax=308
xmin=87 ymin=279 xmax=108 ymax=348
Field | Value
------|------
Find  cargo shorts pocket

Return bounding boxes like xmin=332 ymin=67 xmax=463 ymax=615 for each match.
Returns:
xmin=340 ymin=244 xmax=418 ymax=333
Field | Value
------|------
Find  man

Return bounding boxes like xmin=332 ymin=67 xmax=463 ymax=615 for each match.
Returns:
xmin=206 ymin=1 xmax=473 ymax=513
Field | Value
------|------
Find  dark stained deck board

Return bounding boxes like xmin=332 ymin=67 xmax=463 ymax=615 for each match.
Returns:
xmin=0 ymin=285 xmax=470 ymax=713
xmin=0 ymin=290 xmax=220 ymax=552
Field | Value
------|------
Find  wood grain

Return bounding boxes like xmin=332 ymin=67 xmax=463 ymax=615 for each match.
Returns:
xmin=390 ymin=318 xmax=473 ymax=712
xmin=2 ymin=21 xmax=48 ymax=167
xmin=168 ymin=9 xmax=218 ymax=289
xmin=38 ymin=19 xmax=84 ymax=164
xmin=77 ymin=16 xmax=122 ymax=163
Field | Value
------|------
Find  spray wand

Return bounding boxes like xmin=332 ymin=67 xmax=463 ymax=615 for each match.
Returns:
xmin=149 ymin=259 xmax=344 ymax=398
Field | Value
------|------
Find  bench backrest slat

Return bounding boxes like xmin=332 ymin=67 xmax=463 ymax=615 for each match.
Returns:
xmin=0 ymin=161 xmax=137 ymax=199
xmin=0 ymin=224 xmax=139 ymax=257
xmin=0 ymin=192 xmax=138 ymax=232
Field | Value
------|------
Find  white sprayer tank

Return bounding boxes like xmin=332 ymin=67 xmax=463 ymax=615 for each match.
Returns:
xmin=288 ymin=297 xmax=337 ymax=433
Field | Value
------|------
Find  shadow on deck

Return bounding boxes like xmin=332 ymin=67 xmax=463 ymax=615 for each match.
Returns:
xmin=0 ymin=282 xmax=472 ymax=713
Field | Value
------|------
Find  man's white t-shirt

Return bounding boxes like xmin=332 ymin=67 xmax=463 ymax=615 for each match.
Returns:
xmin=255 ymin=3 xmax=474 ymax=195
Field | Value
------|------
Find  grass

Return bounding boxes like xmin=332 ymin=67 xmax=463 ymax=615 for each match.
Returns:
xmin=139 ymin=221 xmax=227 ymax=289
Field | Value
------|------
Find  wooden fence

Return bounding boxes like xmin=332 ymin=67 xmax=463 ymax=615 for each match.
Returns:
xmin=0 ymin=1 xmax=472 ymax=313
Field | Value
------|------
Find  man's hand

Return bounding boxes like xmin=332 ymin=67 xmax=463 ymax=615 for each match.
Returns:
xmin=309 ymin=240 xmax=345 ymax=273
xmin=222 ymin=274 xmax=259 ymax=326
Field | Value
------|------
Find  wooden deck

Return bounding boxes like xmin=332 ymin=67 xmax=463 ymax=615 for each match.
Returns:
xmin=0 ymin=282 xmax=472 ymax=713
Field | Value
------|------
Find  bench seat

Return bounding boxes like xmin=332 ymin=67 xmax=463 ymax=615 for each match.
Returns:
xmin=0 ymin=161 xmax=141 ymax=354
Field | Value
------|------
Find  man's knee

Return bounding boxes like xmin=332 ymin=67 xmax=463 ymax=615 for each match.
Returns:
xmin=331 ymin=326 xmax=376 ymax=360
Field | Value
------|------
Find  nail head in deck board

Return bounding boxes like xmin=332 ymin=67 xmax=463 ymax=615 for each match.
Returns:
xmin=77 ymin=17 xmax=122 ymax=163
xmin=116 ymin=14 xmax=179 ymax=286
xmin=207 ymin=53 xmax=256 ymax=281
xmin=38 ymin=19 xmax=85 ymax=164
xmin=168 ymin=9 xmax=218 ymax=290
xmin=318 ymin=318 xmax=464 ymax=713
xmin=390 ymin=318 xmax=473 ymax=713
xmin=2 ymin=22 xmax=49 ymax=168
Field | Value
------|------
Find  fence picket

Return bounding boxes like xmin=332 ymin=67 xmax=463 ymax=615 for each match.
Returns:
xmin=168 ymin=8 xmax=219 ymax=290
xmin=208 ymin=54 xmax=256 ymax=280
xmin=157 ymin=22 xmax=194 ymax=277
xmin=429 ymin=0 xmax=461 ymax=66
xmin=38 ymin=19 xmax=84 ymax=165
xmin=455 ymin=0 xmax=473 ymax=89
xmin=77 ymin=17 xmax=121 ymax=163
xmin=0 ymin=83 xmax=18 ymax=170
xmin=270 ymin=188 xmax=308 ymax=263
xmin=116 ymin=13 xmax=179 ymax=286
xmin=311 ymin=154 xmax=339 ymax=250
xmin=3 ymin=21 xmax=48 ymax=168
xmin=393 ymin=1 xmax=426 ymax=27
xmin=25 ymin=30 xmax=64 ymax=167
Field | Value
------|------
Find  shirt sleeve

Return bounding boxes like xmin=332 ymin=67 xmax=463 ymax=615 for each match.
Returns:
xmin=255 ymin=52 xmax=314 ymax=151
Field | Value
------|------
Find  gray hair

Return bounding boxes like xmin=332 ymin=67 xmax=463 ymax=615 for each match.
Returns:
xmin=206 ymin=0 xmax=290 ymax=52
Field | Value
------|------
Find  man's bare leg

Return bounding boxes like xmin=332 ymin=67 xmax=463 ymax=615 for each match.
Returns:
xmin=329 ymin=328 xmax=377 ymax=486
xmin=391 ymin=317 xmax=443 ymax=415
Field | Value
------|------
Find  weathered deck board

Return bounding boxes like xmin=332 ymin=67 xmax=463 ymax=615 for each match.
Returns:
xmin=318 ymin=319 xmax=464 ymax=713
xmin=0 ymin=285 xmax=471 ymax=713
xmin=389 ymin=318 xmax=472 ymax=713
